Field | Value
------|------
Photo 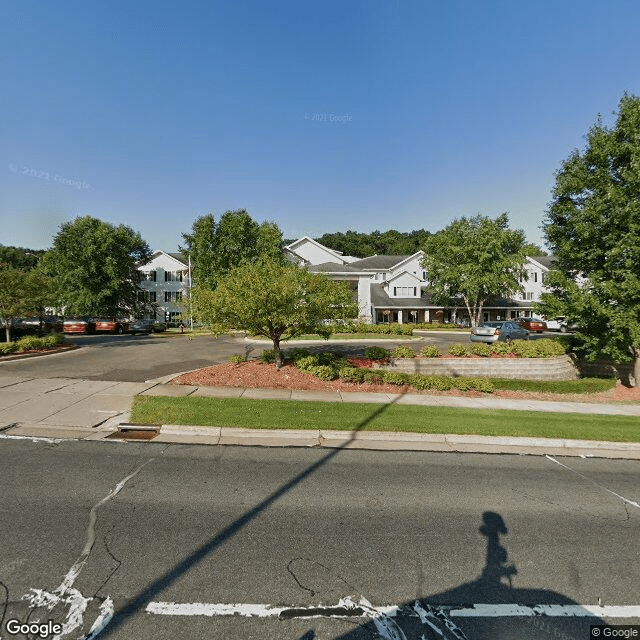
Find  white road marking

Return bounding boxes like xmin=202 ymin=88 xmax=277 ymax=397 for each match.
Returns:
xmin=145 ymin=599 xmax=640 ymax=619
xmin=22 ymin=459 xmax=155 ymax=639
xmin=0 ymin=434 xmax=63 ymax=443
xmin=546 ymin=455 xmax=640 ymax=509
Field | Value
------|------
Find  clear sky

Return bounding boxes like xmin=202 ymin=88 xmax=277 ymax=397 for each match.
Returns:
xmin=2 ymin=0 xmax=639 ymax=251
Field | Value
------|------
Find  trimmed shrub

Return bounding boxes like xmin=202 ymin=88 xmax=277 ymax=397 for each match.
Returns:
xmin=41 ymin=334 xmax=64 ymax=347
xmin=420 ymin=345 xmax=440 ymax=357
xmin=310 ymin=365 xmax=337 ymax=381
xmin=510 ymin=339 xmax=539 ymax=358
xmin=260 ymin=349 xmax=276 ymax=364
xmin=530 ymin=338 xmax=568 ymax=357
xmin=362 ymin=370 xmax=384 ymax=385
xmin=16 ymin=336 xmax=46 ymax=351
xmin=286 ymin=347 xmax=311 ymax=362
xmin=295 ymin=355 xmax=320 ymax=371
xmin=448 ymin=343 xmax=470 ymax=356
xmin=382 ymin=371 xmax=410 ymax=385
xmin=338 ymin=366 xmax=365 ymax=383
xmin=227 ymin=354 xmax=246 ymax=363
xmin=0 ymin=342 xmax=19 ymax=355
xmin=409 ymin=374 xmax=453 ymax=391
xmin=365 ymin=346 xmax=390 ymax=360
xmin=490 ymin=341 xmax=512 ymax=355
xmin=392 ymin=345 xmax=416 ymax=358
xmin=462 ymin=377 xmax=494 ymax=393
xmin=471 ymin=343 xmax=491 ymax=357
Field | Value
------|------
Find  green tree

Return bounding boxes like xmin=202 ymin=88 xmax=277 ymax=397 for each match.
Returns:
xmin=180 ymin=212 xmax=218 ymax=289
xmin=522 ymin=243 xmax=548 ymax=257
xmin=180 ymin=210 xmax=284 ymax=289
xmin=0 ymin=265 xmax=57 ymax=341
xmin=421 ymin=213 xmax=527 ymax=327
xmin=192 ymin=258 xmax=357 ymax=367
xmin=542 ymin=93 xmax=640 ymax=384
xmin=0 ymin=246 xmax=45 ymax=270
xmin=41 ymin=216 xmax=151 ymax=317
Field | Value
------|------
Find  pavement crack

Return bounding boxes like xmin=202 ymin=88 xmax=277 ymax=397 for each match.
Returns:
xmin=58 ymin=457 xmax=155 ymax=594
xmin=93 ymin=533 xmax=122 ymax=598
xmin=545 ymin=455 xmax=640 ymax=511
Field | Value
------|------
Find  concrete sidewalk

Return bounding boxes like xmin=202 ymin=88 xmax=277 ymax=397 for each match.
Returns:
xmin=1 ymin=374 xmax=640 ymax=459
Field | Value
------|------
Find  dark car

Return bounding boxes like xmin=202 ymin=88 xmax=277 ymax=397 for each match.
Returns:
xmin=129 ymin=319 xmax=166 ymax=335
xmin=15 ymin=316 xmax=63 ymax=336
xmin=516 ymin=317 xmax=548 ymax=333
xmin=94 ymin=318 xmax=129 ymax=334
xmin=63 ymin=316 xmax=96 ymax=334
xmin=470 ymin=321 xmax=529 ymax=343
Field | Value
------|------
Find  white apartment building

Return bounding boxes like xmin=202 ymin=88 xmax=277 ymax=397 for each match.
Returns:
xmin=286 ymin=237 xmax=554 ymax=324
xmin=137 ymin=251 xmax=190 ymax=323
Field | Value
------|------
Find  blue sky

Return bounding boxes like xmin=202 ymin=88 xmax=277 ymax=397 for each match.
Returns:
xmin=2 ymin=0 xmax=639 ymax=251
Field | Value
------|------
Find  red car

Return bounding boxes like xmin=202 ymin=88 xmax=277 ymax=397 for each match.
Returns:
xmin=516 ymin=317 xmax=547 ymax=333
xmin=94 ymin=318 xmax=129 ymax=334
xmin=63 ymin=317 xmax=96 ymax=334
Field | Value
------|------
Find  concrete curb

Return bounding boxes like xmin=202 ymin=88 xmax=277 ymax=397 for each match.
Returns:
xmin=94 ymin=423 xmax=640 ymax=459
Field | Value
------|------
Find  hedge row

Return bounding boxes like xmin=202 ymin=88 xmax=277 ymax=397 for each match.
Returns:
xmin=284 ymin=349 xmax=494 ymax=393
xmin=365 ymin=339 xmax=570 ymax=360
xmin=0 ymin=334 xmax=65 ymax=355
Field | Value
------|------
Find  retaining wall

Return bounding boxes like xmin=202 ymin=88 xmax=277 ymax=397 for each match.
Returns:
xmin=375 ymin=355 xmax=579 ymax=381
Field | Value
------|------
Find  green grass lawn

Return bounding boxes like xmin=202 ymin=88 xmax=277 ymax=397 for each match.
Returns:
xmin=130 ymin=395 xmax=640 ymax=442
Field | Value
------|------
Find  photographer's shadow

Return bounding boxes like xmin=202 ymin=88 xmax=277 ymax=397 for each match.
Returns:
xmin=333 ymin=511 xmax=606 ymax=640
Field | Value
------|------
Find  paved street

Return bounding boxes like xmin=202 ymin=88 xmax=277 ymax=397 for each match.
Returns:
xmin=1 ymin=441 xmax=638 ymax=639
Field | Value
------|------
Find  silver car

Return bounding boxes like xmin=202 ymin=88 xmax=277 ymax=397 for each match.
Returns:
xmin=470 ymin=321 xmax=529 ymax=343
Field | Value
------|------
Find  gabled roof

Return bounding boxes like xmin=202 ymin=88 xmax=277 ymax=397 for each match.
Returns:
xmin=386 ymin=269 xmax=423 ymax=285
xmin=139 ymin=250 xmax=188 ymax=269
xmin=308 ymin=262 xmax=364 ymax=274
xmin=371 ymin=284 xmax=432 ymax=309
xmin=284 ymin=236 xmax=351 ymax=264
xmin=349 ymin=255 xmax=410 ymax=270
xmin=527 ymin=255 xmax=556 ymax=270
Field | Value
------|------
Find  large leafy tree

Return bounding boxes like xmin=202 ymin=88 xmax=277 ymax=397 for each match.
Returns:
xmin=180 ymin=209 xmax=284 ymax=289
xmin=421 ymin=213 xmax=527 ymax=327
xmin=0 ymin=265 xmax=58 ymax=341
xmin=192 ymin=258 xmax=357 ymax=367
xmin=542 ymin=93 xmax=640 ymax=384
xmin=41 ymin=216 xmax=151 ymax=317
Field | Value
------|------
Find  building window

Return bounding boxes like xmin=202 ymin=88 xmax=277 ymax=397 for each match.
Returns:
xmin=164 ymin=271 xmax=183 ymax=282
xmin=164 ymin=291 xmax=171 ymax=302
xmin=143 ymin=271 xmax=156 ymax=281
xmin=534 ymin=272 xmax=538 ymax=282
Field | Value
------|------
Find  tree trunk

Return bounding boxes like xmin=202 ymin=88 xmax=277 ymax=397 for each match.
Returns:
xmin=272 ymin=336 xmax=283 ymax=369
xmin=633 ymin=348 xmax=640 ymax=388
xmin=4 ymin=325 xmax=10 ymax=343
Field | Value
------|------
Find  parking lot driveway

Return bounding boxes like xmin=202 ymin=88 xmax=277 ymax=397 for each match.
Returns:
xmin=0 ymin=334 xmax=256 ymax=382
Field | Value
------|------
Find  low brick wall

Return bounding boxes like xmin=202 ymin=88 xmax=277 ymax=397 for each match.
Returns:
xmin=375 ymin=355 xmax=579 ymax=381
xmin=577 ymin=360 xmax=635 ymax=385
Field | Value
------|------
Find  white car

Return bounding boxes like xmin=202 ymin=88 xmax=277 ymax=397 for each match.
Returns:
xmin=545 ymin=316 xmax=578 ymax=332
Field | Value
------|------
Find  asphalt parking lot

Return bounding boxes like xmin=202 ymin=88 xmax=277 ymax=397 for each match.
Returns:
xmin=0 ymin=331 xmax=562 ymax=382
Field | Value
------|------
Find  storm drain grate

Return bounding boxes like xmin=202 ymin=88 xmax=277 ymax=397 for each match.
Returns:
xmin=106 ymin=426 xmax=160 ymax=440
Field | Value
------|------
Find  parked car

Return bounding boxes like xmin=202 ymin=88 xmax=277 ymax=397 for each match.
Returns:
xmin=545 ymin=316 xmax=579 ymax=333
xmin=470 ymin=321 xmax=530 ymax=343
xmin=129 ymin=319 xmax=166 ymax=335
xmin=516 ymin=317 xmax=547 ymax=333
xmin=14 ymin=316 xmax=63 ymax=336
xmin=94 ymin=318 xmax=129 ymax=334
xmin=63 ymin=316 xmax=96 ymax=334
